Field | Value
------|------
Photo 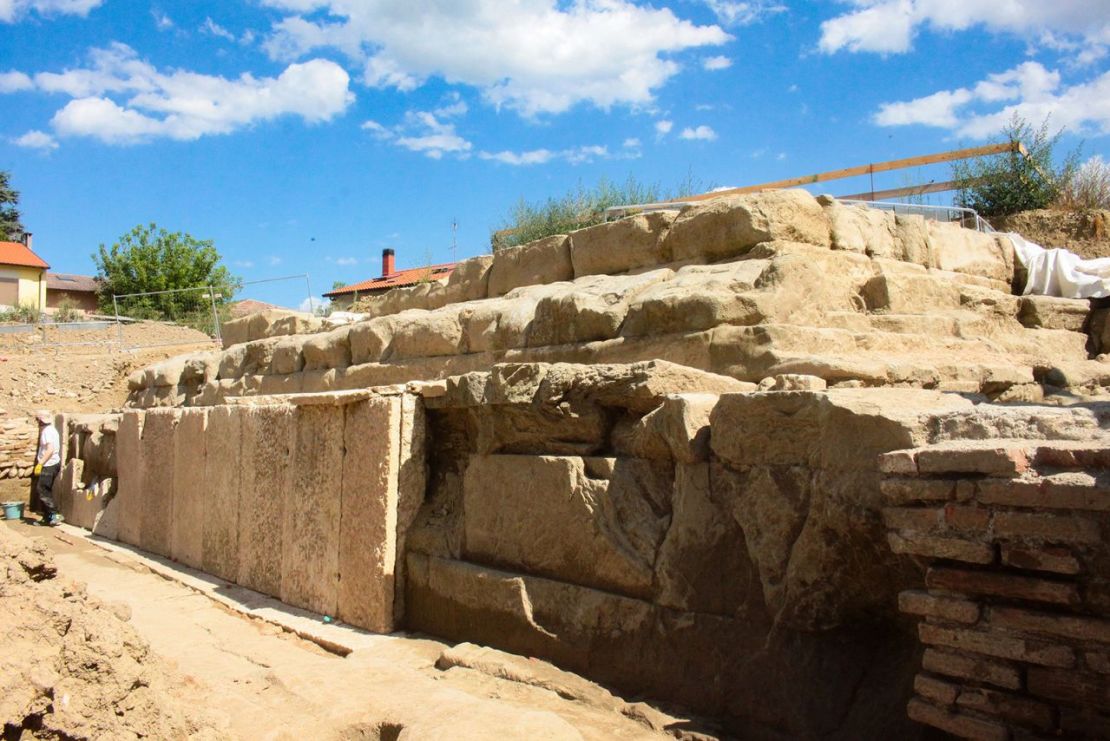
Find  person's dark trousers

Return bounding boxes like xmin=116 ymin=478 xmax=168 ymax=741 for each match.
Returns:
xmin=36 ymin=464 xmax=60 ymax=522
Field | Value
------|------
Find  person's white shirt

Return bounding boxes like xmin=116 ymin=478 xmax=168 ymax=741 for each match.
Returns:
xmin=38 ymin=425 xmax=60 ymax=467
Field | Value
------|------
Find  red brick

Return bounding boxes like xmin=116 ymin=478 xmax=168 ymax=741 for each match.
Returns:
xmin=878 ymin=450 xmax=917 ymax=474
xmin=1041 ymin=475 xmax=1110 ymax=512
xmin=907 ymin=698 xmax=1009 ymax=741
xmin=1027 ymin=668 xmax=1110 ymax=711
xmin=977 ymin=478 xmax=1045 ymax=508
xmin=922 ymin=648 xmax=1022 ymax=690
xmin=992 ymin=512 xmax=1101 ymax=544
xmin=917 ymin=446 xmax=1030 ymax=477
xmin=915 ymin=673 xmax=960 ymax=705
xmin=884 ymin=506 xmax=943 ymax=531
xmin=991 ymin=606 xmax=1110 ymax=645
xmin=956 ymin=480 xmax=976 ymax=502
xmin=881 ymin=477 xmax=955 ymax=504
xmin=1000 ymin=544 xmax=1081 ymax=575
xmin=900 ymin=590 xmax=980 ymax=624
xmin=919 ymin=624 xmax=1076 ymax=668
xmin=926 ymin=567 xmax=1081 ymax=607
xmin=887 ymin=532 xmax=995 ymax=565
xmin=956 ymin=687 xmax=1056 ymax=732
xmin=945 ymin=504 xmax=991 ymax=532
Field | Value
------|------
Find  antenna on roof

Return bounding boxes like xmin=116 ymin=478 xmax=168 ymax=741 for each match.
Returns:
xmin=451 ymin=218 xmax=458 ymax=263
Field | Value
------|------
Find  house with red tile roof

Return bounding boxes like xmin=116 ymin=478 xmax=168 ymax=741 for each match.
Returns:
xmin=323 ymin=249 xmax=456 ymax=309
xmin=46 ymin=272 xmax=101 ymax=313
xmin=0 ymin=234 xmax=49 ymax=311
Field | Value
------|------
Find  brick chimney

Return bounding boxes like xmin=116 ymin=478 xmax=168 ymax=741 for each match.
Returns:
xmin=21 ymin=232 xmax=32 ymax=250
xmin=382 ymin=248 xmax=395 ymax=278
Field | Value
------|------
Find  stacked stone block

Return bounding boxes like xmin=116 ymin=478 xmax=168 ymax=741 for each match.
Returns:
xmin=881 ymin=442 xmax=1110 ymax=739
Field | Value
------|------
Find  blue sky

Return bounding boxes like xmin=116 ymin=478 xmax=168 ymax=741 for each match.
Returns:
xmin=2 ymin=0 xmax=1108 ymax=310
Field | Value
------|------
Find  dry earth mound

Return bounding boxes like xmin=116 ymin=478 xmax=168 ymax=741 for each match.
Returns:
xmin=997 ymin=208 xmax=1110 ymax=259
xmin=0 ymin=525 xmax=224 ymax=740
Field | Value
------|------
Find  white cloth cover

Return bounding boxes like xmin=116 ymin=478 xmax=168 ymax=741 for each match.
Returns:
xmin=1006 ymin=232 xmax=1110 ymax=299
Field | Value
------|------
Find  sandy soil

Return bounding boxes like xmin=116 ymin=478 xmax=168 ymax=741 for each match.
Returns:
xmin=2 ymin=520 xmax=705 ymax=740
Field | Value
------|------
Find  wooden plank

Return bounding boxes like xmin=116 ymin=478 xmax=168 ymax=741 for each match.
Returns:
xmin=837 ymin=180 xmax=966 ymax=201
xmin=679 ymin=141 xmax=1023 ymax=202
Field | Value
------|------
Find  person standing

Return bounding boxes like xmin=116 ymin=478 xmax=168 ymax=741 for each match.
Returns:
xmin=33 ymin=410 xmax=63 ymax=526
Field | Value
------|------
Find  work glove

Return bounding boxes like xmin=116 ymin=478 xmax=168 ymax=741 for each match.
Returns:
xmin=33 ymin=463 xmax=43 ymax=476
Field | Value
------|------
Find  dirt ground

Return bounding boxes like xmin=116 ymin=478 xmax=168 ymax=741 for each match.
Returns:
xmin=0 ymin=321 xmax=213 ymax=417
xmin=2 ymin=520 xmax=703 ymax=740
xmin=997 ymin=208 xmax=1110 ymax=259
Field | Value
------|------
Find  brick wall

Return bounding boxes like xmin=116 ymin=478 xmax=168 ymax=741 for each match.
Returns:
xmin=881 ymin=442 xmax=1110 ymax=739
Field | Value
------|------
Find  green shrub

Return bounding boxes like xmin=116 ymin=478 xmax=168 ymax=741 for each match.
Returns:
xmin=953 ymin=114 xmax=1080 ymax=220
xmin=1055 ymin=156 xmax=1110 ymax=211
xmin=493 ymin=173 xmax=706 ymax=250
xmin=54 ymin=297 xmax=80 ymax=323
xmin=0 ymin=302 xmax=40 ymax=324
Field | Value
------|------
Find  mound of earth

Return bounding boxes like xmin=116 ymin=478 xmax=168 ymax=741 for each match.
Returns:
xmin=996 ymin=208 xmax=1110 ymax=259
xmin=0 ymin=524 xmax=225 ymax=740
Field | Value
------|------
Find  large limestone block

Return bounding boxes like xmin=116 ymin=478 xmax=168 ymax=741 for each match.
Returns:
xmin=248 ymin=309 xmax=310 ymax=341
xmin=710 ymin=388 xmax=973 ymax=470
xmin=487 ymin=283 xmax=566 ymax=350
xmin=338 ymin=397 xmax=401 ymax=632
xmin=302 ymin=326 xmax=351 ymax=371
xmin=243 ymin=337 xmax=283 ymax=375
xmin=443 ymin=254 xmax=493 ymax=304
xmin=171 ymin=408 xmax=207 ymax=569
xmin=664 ymin=190 xmax=830 ymax=263
xmin=115 ymin=411 xmax=145 ymax=546
xmin=928 ymin=221 xmax=1014 ymax=283
xmin=139 ymin=409 xmax=179 ymax=557
xmin=349 ymin=317 xmax=393 ymax=364
xmin=270 ymin=312 xmax=322 ymax=337
xmin=1018 ymin=295 xmax=1089 ymax=332
xmin=823 ymin=200 xmax=896 ymax=255
xmin=149 ymin=356 xmax=187 ymax=388
xmin=203 ymin=406 xmax=242 ymax=583
xmin=748 ymin=241 xmax=873 ymax=322
xmin=269 ymin=335 xmax=306 ymax=375
xmin=462 ymin=455 xmax=668 ymax=599
xmin=180 ymin=352 xmax=220 ymax=386
xmin=861 ymin=260 xmax=962 ymax=314
xmin=220 ymin=315 xmax=251 ymax=348
xmin=238 ymin=405 xmax=294 ymax=598
xmin=388 ymin=308 xmax=464 ymax=359
xmin=526 ymin=269 xmax=673 ymax=347
xmin=258 ymin=372 xmax=304 ymax=396
xmin=281 ymin=405 xmax=344 ymax=615
xmin=569 ymin=211 xmax=675 ymax=278
xmin=615 ymin=393 xmax=719 ymax=463
xmin=489 ymin=235 xmax=573 ymax=296
xmin=217 ymin=344 xmax=247 ymax=379
xmin=394 ymin=392 xmax=427 ymax=624
xmin=621 ymin=259 xmax=767 ymax=336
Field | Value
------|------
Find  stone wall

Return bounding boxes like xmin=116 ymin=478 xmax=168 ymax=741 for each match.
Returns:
xmin=127 ymin=193 xmax=1110 ymax=409
xmin=0 ymin=417 xmax=38 ymax=480
xmin=55 ymin=389 xmax=425 ymax=633
xmin=400 ymin=361 xmax=1110 ymax=739
xmin=881 ymin=441 xmax=1110 ymax=739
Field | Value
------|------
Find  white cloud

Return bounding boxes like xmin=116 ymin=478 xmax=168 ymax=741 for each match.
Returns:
xmin=702 ymin=1 xmax=785 ymax=27
xmin=680 ymin=125 xmax=717 ymax=141
xmin=478 ymin=144 xmax=611 ymax=166
xmin=12 ymin=130 xmax=58 ymax=150
xmin=623 ymin=137 xmax=641 ymax=148
xmin=260 ymin=0 xmax=729 ymax=116
xmin=655 ymin=119 xmax=674 ymax=137
xmin=298 ymin=295 xmax=326 ymax=313
xmin=268 ymin=255 xmax=283 ymax=266
xmin=0 ymin=71 xmax=33 ymax=92
xmin=234 ymin=259 xmax=255 ymax=268
xmin=13 ymin=44 xmax=353 ymax=145
xmin=702 ymin=55 xmax=732 ymax=71
xmin=0 ymin=0 xmax=102 ymax=23
xmin=152 ymin=10 xmax=173 ymax=30
xmin=333 ymin=257 xmax=358 ymax=266
xmin=820 ymin=1 xmax=1110 ymax=63
xmin=202 ymin=17 xmax=236 ymax=42
xmin=393 ymin=111 xmax=471 ymax=159
xmin=360 ymin=119 xmax=391 ymax=139
xmin=874 ymin=61 xmax=1110 ymax=138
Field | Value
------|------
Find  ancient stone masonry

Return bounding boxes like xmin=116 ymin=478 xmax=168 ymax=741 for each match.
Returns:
xmin=53 ymin=390 xmax=425 ymax=634
xmin=882 ymin=441 xmax=1110 ymax=739
xmin=0 ymin=417 xmax=38 ymax=480
xmin=125 ymin=194 xmax=1110 ymax=410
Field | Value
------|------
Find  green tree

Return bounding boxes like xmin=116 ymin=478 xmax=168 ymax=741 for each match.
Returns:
xmin=331 ymin=280 xmax=347 ymax=290
xmin=953 ymin=114 xmax=1080 ymax=220
xmin=93 ymin=223 xmax=241 ymax=330
xmin=0 ymin=170 xmax=25 ymax=242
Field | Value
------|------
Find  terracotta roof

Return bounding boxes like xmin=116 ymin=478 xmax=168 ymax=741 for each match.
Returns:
xmin=46 ymin=272 xmax=100 ymax=293
xmin=0 ymin=241 xmax=49 ymax=270
xmin=324 ymin=262 xmax=457 ymax=297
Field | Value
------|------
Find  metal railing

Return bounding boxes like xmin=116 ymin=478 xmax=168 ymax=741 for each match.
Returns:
xmin=838 ymin=200 xmax=995 ymax=233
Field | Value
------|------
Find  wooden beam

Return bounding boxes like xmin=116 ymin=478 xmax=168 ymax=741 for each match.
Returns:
xmin=837 ymin=180 xmax=967 ymax=201
xmin=677 ymin=141 xmax=1024 ymax=202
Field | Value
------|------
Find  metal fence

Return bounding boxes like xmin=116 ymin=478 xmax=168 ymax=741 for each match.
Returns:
xmin=838 ymin=200 xmax=995 ymax=233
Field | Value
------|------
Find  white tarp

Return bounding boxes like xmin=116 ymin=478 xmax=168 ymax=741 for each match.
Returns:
xmin=1007 ymin=232 xmax=1110 ymax=299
